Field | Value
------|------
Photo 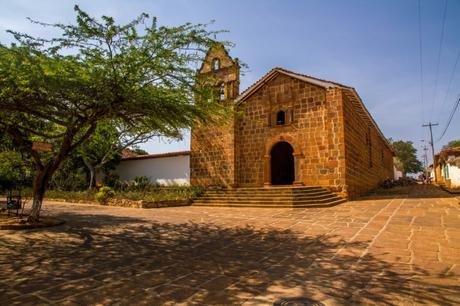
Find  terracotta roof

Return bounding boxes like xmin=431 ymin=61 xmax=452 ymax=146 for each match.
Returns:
xmin=235 ymin=67 xmax=350 ymax=103
xmin=121 ymin=151 xmax=190 ymax=161
xmin=121 ymin=149 xmax=141 ymax=159
xmin=436 ymin=146 xmax=460 ymax=157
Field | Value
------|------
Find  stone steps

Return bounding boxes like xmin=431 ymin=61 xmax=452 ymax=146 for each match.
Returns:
xmin=200 ymin=193 xmax=337 ymax=201
xmin=192 ymin=186 xmax=346 ymax=208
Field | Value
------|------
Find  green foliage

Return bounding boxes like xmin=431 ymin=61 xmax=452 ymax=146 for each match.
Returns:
xmin=115 ymin=186 xmax=203 ymax=202
xmin=102 ymin=172 xmax=122 ymax=189
xmin=95 ymin=186 xmax=115 ymax=205
xmin=17 ymin=185 xmax=203 ymax=203
xmin=133 ymin=176 xmax=152 ymax=191
xmin=391 ymin=140 xmax=423 ymax=175
xmin=49 ymin=153 xmax=87 ymax=191
xmin=0 ymin=150 xmax=32 ymax=192
xmin=443 ymin=139 xmax=460 ymax=150
xmin=78 ymin=123 xmax=121 ymax=167
xmin=0 ymin=6 xmax=229 ymax=218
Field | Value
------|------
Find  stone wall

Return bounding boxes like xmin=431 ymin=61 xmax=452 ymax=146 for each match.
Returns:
xmin=237 ymin=74 xmax=347 ymax=191
xmin=190 ymin=118 xmax=237 ymax=187
xmin=190 ymin=44 xmax=239 ymax=187
xmin=342 ymin=91 xmax=394 ymax=198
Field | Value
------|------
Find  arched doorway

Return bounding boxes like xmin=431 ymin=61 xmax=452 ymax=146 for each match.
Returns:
xmin=270 ymin=141 xmax=294 ymax=185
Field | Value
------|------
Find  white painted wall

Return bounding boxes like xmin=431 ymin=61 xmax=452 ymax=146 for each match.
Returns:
xmin=115 ymin=155 xmax=190 ymax=186
xmin=393 ymin=166 xmax=403 ymax=180
xmin=447 ymin=164 xmax=460 ymax=188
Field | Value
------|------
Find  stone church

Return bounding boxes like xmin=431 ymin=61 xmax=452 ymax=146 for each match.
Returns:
xmin=190 ymin=45 xmax=394 ymax=199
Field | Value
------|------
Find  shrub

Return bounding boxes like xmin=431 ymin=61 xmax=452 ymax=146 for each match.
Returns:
xmin=0 ymin=150 xmax=33 ymax=192
xmin=133 ymin=176 xmax=151 ymax=191
xmin=95 ymin=186 xmax=115 ymax=205
xmin=103 ymin=173 xmax=122 ymax=189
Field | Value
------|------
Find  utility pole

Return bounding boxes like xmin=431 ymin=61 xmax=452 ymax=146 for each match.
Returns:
xmin=422 ymin=122 xmax=439 ymax=183
xmin=422 ymin=145 xmax=428 ymax=171
xmin=420 ymin=140 xmax=428 ymax=171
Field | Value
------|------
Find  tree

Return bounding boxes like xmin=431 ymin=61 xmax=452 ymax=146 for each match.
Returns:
xmin=443 ymin=139 xmax=460 ymax=150
xmin=0 ymin=6 xmax=226 ymax=222
xmin=78 ymin=121 xmax=156 ymax=190
xmin=391 ymin=140 xmax=423 ymax=176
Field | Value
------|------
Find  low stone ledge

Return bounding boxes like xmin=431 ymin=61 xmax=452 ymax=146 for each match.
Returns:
xmin=0 ymin=216 xmax=65 ymax=230
xmin=44 ymin=197 xmax=192 ymax=209
xmin=106 ymin=198 xmax=191 ymax=208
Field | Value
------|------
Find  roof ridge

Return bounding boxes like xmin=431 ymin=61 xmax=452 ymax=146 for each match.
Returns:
xmin=274 ymin=67 xmax=351 ymax=88
xmin=236 ymin=67 xmax=279 ymax=101
xmin=235 ymin=67 xmax=350 ymax=103
xmin=121 ymin=150 xmax=191 ymax=161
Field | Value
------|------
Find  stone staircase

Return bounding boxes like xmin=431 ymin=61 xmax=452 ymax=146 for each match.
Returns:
xmin=192 ymin=186 xmax=347 ymax=208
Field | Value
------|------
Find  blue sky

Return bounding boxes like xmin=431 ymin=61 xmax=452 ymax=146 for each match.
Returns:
xmin=1 ymin=0 xmax=459 ymax=163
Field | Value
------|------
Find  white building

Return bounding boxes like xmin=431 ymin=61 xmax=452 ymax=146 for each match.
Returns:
xmin=115 ymin=151 xmax=190 ymax=186
xmin=433 ymin=147 xmax=460 ymax=188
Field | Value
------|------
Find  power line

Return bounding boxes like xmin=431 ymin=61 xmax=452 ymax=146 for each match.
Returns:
xmin=437 ymin=92 xmax=460 ymax=142
xmin=418 ymin=0 xmax=425 ymax=125
xmin=431 ymin=0 xmax=448 ymax=119
xmin=436 ymin=47 xmax=460 ymax=123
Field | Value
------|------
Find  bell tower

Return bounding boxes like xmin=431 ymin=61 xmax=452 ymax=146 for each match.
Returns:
xmin=196 ymin=43 xmax=240 ymax=100
xmin=190 ymin=44 xmax=240 ymax=187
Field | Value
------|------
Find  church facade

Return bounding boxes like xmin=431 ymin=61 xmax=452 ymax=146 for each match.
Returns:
xmin=190 ymin=45 xmax=394 ymax=199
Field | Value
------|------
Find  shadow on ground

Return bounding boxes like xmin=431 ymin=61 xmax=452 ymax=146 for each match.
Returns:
xmin=357 ymin=184 xmax=458 ymax=201
xmin=1 ymin=211 xmax=459 ymax=305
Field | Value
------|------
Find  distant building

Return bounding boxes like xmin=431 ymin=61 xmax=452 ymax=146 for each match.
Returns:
xmin=394 ymin=165 xmax=403 ymax=180
xmin=115 ymin=151 xmax=190 ymax=186
xmin=432 ymin=146 xmax=460 ymax=188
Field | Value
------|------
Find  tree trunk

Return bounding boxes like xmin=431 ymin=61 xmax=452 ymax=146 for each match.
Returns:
xmin=83 ymin=158 xmax=96 ymax=190
xmin=89 ymin=166 xmax=95 ymax=190
xmin=28 ymin=170 xmax=51 ymax=223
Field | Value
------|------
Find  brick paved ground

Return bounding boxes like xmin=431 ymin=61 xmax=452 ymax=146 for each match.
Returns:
xmin=1 ymin=185 xmax=459 ymax=305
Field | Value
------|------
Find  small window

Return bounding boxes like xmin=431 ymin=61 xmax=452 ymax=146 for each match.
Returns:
xmin=219 ymin=83 xmax=225 ymax=100
xmin=212 ymin=58 xmax=220 ymax=71
xmin=276 ymin=111 xmax=285 ymax=125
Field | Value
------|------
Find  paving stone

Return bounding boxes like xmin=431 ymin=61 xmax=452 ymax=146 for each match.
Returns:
xmin=1 ymin=185 xmax=458 ymax=305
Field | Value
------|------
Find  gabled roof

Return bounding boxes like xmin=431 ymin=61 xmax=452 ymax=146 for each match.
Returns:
xmin=235 ymin=67 xmax=350 ymax=103
xmin=235 ymin=67 xmax=393 ymax=152
xmin=436 ymin=146 xmax=460 ymax=157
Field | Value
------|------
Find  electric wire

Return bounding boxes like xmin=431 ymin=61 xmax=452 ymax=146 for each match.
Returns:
xmin=418 ymin=0 xmax=425 ymax=126
xmin=436 ymin=92 xmax=460 ymax=142
xmin=436 ymin=47 xmax=460 ymax=123
xmin=431 ymin=0 xmax=448 ymax=119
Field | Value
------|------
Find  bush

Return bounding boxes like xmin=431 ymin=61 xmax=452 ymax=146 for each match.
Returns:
xmin=0 ymin=150 xmax=33 ymax=192
xmin=95 ymin=186 xmax=115 ymax=205
xmin=114 ymin=185 xmax=204 ymax=202
xmin=9 ymin=185 xmax=204 ymax=205
xmin=103 ymin=172 xmax=122 ymax=189
xmin=133 ymin=176 xmax=152 ymax=192
xmin=50 ymin=161 xmax=87 ymax=191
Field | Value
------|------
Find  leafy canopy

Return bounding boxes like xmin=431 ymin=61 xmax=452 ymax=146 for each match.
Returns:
xmin=443 ymin=139 xmax=460 ymax=150
xmin=0 ymin=6 xmax=229 ymax=219
xmin=391 ymin=140 xmax=423 ymax=175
